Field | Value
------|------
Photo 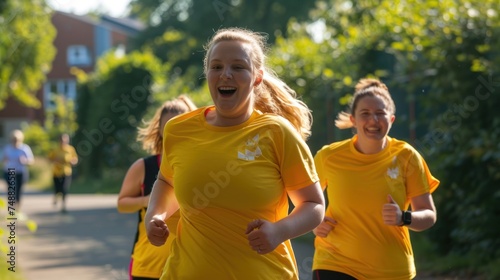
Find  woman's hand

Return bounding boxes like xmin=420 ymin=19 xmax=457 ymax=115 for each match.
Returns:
xmin=245 ymin=219 xmax=283 ymax=254
xmin=313 ymin=216 xmax=337 ymax=237
xmin=146 ymin=215 xmax=170 ymax=246
xmin=382 ymin=194 xmax=402 ymax=226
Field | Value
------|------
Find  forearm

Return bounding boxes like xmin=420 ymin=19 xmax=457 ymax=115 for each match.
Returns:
xmin=275 ymin=201 xmax=324 ymax=241
xmin=144 ymin=179 xmax=178 ymax=223
xmin=408 ymin=209 xmax=436 ymax=232
xmin=117 ymin=196 xmax=148 ymax=213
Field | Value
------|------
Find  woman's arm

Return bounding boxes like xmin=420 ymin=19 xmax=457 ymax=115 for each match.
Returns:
xmin=117 ymin=159 xmax=148 ymax=213
xmin=246 ymin=182 xmax=325 ymax=254
xmin=22 ymin=145 xmax=35 ymax=165
xmin=407 ymin=193 xmax=437 ymax=232
xmin=145 ymin=172 xmax=179 ymax=246
xmin=383 ymin=193 xmax=437 ymax=232
xmin=278 ymin=182 xmax=325 ymax=239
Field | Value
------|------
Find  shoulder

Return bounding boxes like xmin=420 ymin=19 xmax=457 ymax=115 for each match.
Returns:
xmin=164 ymin=106 xmax=206 ymax=134
xmin=388 ymin=137 xmax=423 ymax=157
xmin=127 ymin=157 xmax=146 ymax=174
xmin=316 ymin=138 xmax=351 ymax=156
xmin=254 ymin=113 xmax=297 ymax=135
xmin=168 ymin=107 xmax=205 ymax=125
xmin=22 ymin=144 xmax=33 ymax=152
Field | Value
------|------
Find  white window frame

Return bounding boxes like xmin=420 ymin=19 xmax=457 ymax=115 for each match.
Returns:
xmin=67 ymin=45 xmax=92 ymax=66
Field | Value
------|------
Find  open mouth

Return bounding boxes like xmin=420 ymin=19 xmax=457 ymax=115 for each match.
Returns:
xmin=218 ymin=86 xmax=237 ymax=96
xmin=366 ymin=127 xmax=380 ymax=133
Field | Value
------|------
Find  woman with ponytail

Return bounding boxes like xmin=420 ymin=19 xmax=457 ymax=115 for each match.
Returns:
xmin=312 ymin=78 xmax=440 ymax=279
xmin=117 ymin=95 xmax=197 ymax=280
xmin=145 ymin=27 xmax=324 ymax=280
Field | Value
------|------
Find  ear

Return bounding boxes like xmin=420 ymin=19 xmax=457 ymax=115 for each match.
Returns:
xmin=254 ymin=69 xmax=263 ymax=86
xmin=349 ymin=114 xmax=356 ymax=127
xmin=390 ymin=114 xmax=396 ymax=124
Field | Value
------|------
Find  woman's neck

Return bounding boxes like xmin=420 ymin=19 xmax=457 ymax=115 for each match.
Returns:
xmin=206 ymin=107 xmax=253 ymax=127
xmin=354 ymin=137 xmax=388 ymax=154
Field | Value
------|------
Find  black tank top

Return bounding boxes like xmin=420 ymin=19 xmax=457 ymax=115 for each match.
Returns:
xmin=142 ymin=154 xmax=160 ymax=196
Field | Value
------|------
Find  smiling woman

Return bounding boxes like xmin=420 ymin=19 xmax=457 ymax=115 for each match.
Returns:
xmin=144 ymin=27 xmax=325 ymax=280
xmin=312 ymin=78 xmax=440 ymax=280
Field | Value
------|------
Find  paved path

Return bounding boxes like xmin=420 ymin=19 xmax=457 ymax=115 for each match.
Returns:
xmin=1 ymin=188 xmax=315 ymax=280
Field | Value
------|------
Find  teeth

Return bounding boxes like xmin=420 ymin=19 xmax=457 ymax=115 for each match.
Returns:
xmin=219 ymin=86 xmax=236 ymax=90
xmin=367 ymin=128 xmax=379 ymax=131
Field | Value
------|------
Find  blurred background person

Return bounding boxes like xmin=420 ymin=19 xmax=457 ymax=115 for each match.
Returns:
xmin=2 ymin=129 xmax=34 ymax=213
xmin=48 ymin=133 xmax=78 ymax=213
xmin=117 ymin=95 xmax=197 ymax=280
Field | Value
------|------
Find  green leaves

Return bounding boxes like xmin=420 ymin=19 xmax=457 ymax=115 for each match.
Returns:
xmin=0 ymin=0 xmax=56 ymax=109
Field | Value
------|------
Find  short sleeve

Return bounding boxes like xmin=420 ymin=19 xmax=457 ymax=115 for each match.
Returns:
xmin=405 ymin=150 xmax=440 ymax=198
xmin=160 ymin=123 xmax=174 ymax=179
xmin=314 ymin=148 xmax=328 ymax=191
xmin=23 ymin=144 xmax=34 ymax=160
xmin=277 ymin=120 xmax=318 ymax=191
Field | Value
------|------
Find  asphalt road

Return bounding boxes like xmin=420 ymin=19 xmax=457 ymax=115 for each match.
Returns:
xmin=1 ymin=187 xmax=315 ymax=280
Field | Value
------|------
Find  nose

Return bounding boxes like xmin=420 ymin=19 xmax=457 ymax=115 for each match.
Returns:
xmin=368 ymin=114 xmax=378 ymax=122
xmin=220 ymin=68 xmax=232 ymax=79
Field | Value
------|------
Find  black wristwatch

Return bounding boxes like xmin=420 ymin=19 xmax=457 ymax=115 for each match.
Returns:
xmin=400 ymin=210 xmax=412 ymax=226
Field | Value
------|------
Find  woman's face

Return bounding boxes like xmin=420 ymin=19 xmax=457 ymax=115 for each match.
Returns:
xmin=350 ymin=95 xmax=395 ymax=143
xmin=206 ymin=40 xmax=262 ymax=124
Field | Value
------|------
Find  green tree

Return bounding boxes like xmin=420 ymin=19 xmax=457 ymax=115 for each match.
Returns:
xmin=73 ymin=50 xmax=166 ymax=178
xmin=0 ymin=0 xmax=56 ymax=109
xmin=128 ymin=0 xmax=317 ymax=85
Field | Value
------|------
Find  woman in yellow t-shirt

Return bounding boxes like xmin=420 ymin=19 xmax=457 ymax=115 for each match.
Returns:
xmin=145 ymin=27 xmax=325 ymax=280
xmin=312 ymin=78 xmax=440 ymax=280
xmin=48 ymin=133 xmax=78 ymax=213
xmin=117 ymin=96 xmax=197 ymax=280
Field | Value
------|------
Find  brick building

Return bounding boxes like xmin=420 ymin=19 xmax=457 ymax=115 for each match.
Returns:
xmin=0 ymin=11 xmax=144 ymax=146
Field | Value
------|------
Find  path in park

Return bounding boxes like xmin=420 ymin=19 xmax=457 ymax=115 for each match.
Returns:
xmin=2 ymin=186 xmax=315 ymax=280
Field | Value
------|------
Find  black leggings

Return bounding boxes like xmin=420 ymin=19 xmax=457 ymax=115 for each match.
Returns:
xmin=4 ymin=171 xmax=24 ymax=204
xmin=313 ymin=269 xmax=357 ymax=280
xmin=54 ymin=176 xmax=72 ymax=198
xmin=132 ymin=277 xmax=158 ymax=280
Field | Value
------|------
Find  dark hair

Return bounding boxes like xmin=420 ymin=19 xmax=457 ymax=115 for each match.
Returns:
xmin=335 ymin=78 xmax=396 ymax=129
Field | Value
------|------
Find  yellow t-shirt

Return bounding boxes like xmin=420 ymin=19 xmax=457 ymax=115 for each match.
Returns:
xmin=48 ymin=145 xmax=78 ymax=177
xmin=312 ymin=135 xmax=440 ymax=279
xmin=159 ymin=106 xmax=318 ymax=280
xmin=131 ymin=208 xmax=180 ymax=278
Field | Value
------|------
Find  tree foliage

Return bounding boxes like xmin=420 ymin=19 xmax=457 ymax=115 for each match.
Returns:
xmin=73 ymin=50 xmax=165 ymax=178
xmin=0 ymin=0 xmax=56 ymax=109
xmin=22 ymin=95 xmax=78 ymax=165
xmin=128 ymin=0 xmax=317 ymax=87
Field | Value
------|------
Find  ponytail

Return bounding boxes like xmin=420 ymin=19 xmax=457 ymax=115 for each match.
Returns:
xmin=255 ymin=71 xmax=312 ymax=140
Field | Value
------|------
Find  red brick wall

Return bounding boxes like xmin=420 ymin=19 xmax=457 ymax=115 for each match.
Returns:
xmin=49 ymin=12 xmax=96 ymax=79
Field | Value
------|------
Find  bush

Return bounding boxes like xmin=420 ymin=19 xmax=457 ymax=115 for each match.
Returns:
xmin=27 ymin=157 xmax=53 ymax=191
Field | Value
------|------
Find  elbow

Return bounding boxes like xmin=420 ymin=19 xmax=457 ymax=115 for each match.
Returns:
xmin=312 ymin=200 xmax=325 ymax=227
xmin=116 ymin=200 xmax=131 ymax=213
xmin=116 ymin=205 xmax=127 ymax=213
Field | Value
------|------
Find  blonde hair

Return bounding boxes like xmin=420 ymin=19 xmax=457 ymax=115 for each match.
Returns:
xmin=203 ymin=27 xmax=313 ymax=140
xmin=335 ymin=78 xmax=396 ymax=129
xmin=11 ymin=129 xmax=24 ymax=143
xmin=137 ymin=95 xmax=197 ymax=154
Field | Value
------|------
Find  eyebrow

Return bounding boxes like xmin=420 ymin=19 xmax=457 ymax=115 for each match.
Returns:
xmin=209 ymin=58 xmax=249 ymax=63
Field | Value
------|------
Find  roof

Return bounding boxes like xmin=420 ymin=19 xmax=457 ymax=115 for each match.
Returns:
xmin=53 ymin=10 xmax=146 ymax=36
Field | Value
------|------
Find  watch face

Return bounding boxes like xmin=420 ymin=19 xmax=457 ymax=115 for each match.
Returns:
xmin=403 ymin=211 xmax=412 ymax=225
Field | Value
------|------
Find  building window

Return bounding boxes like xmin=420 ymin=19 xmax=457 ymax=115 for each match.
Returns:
xmin=67 ymin=45 xmax=92 ymax=66
xmin=44 ymin=80 xmax=77 ymax=109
